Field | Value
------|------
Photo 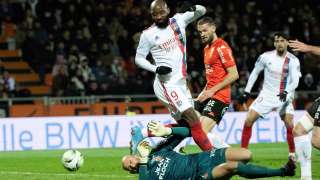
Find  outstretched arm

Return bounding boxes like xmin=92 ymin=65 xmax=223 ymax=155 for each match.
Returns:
xmin=148 ymin=121 xmax=191 ymax=152
xmin=135 ymin=32 xmax=157 ymax=73
xmin=182 ymin=5 xmax=206 ymax=24
xmin=289 ymin=40 xmax=320 ymax=56
xmin=244 ymin=55 xmax=265 ymax=93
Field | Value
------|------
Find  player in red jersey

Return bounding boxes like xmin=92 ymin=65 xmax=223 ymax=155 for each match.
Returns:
xmin=195 ymin=16 xmax=239 ymax=135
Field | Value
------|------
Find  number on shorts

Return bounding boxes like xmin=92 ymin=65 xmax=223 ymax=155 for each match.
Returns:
xmin=170 ymin=91 xmax=179 ymax=101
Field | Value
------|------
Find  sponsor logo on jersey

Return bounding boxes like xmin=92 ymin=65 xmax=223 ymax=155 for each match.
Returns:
xmin=154 ymin=157 xmax=171 ymax=180
xmin=159 ymin=37 xmax=177 ymax=53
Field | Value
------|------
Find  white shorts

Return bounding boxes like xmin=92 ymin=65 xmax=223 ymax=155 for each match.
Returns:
xmin=153 ymin=79 xmax=193 ymax=121
xmin=249 ymin=93 xmax=294 ymax=117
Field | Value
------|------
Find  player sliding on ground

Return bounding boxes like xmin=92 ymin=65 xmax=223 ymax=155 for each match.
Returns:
xmin=122 ymin=121 xmax=296 ymax=179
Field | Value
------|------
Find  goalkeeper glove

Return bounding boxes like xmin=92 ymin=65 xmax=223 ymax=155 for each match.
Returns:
xmin=137 ymin=141 xmax=151 ymax=164
xmin=156 ymin=66 xmax=172 ymax=75
xmin=148 ymin=121 xmax=172 ymax=137
xmin=277 ymin=91 xmax=288 ymax=102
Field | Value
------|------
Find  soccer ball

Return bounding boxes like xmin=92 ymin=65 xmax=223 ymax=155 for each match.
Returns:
xmin=61 ymin=150 xmax=84 ymax=171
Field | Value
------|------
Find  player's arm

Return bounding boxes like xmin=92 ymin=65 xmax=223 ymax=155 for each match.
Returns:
xmin=285 ymin=59 xmax=301 ymax=93
xmin=289 ymin=40 xmax=320 ymax=56
xmin=138 ymin=165 xmax=149 ymax=180
xmin=135 ymin=32 xmax=172 ymax=75
xmin=207 ymin=66 xmax=239 ymax=94
xmin=244 ymin=55 xmax=265 ymax=93
xmin=148 ymin=121 xmax=190 ymax=152
xmin=135 ymin=32 xmax=157 ymax=73
xmin=181 ymin=5 xmax=206 ymax=24
xmin=137 ymin=141 xmax=151 ymax=180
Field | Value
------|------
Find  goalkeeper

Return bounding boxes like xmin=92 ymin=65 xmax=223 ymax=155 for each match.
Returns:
xmin=122 ymin=121 xmax=296 ymax=179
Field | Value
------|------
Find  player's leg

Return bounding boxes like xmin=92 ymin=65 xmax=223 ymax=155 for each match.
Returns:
xmin=157 ymin=81 xmax=212 ymax=151
xmin=241 ymin=109 xmax=260 ymax=148
xmin=312 ymin=126 xmax=320 ymax=150
xmin=293 ymin=113 xmax=313 ymax=180
xmin=211 ymin=159 xmax=296 ymax=179
xmin=280 ymin=112 xmax=295 ymax=157
xmin=225 ymin=147 xmax=252 ymax=163
xmin=310 ymin=97 xmax=320 ymax=149
xmin=181 ymin=107 xmax=213 ymax=151
xmin=198 ymin=98 xmax=230 ymax=148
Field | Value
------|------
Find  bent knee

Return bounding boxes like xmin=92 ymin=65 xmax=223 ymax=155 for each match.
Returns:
xmin=242 ymin=149 xmax=252 ymax=162
xmin=311 ymin=137 xmax=320 ymax=150
xmin=293 ymin=124 xmax=307 ymax=137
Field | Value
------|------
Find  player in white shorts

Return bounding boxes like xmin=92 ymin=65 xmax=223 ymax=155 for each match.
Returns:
xmin=289 ymin=39 xmax=320 ymax=180
xmin=239 ymin=33 xmax=301 ymax=160
xmin=131 ymin=0 xmax=214 ymax=153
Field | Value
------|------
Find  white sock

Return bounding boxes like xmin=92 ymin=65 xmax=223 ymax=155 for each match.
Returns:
xmin=207 ymin=132 xmax=229 ymax=149
xmin=173 ymin=138 xmax=188 ymax=153
xmin=294 ymin=135 xmax=312 ymax=180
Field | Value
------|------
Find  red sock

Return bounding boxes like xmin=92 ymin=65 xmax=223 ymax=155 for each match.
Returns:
xmin=190 ymin=121 xmax=213 ymax=151
xmin=241 ymin=124 xmax=252 ymax=148
xmin=286 ymin=127 xmax=295 ymax=153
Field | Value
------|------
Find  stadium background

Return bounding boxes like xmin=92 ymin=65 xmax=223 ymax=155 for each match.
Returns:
xmin=0 ymin=0 xmax=319 ymax=179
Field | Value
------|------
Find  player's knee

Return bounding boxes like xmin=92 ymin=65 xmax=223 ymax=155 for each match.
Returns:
xmin=225 ymin=161 xmax=238 ymax=171
xmin=244 ymin=117 xmax=254 ymax=126
xmin=311 ymin=136 xmax=320 ymax=150
xmin=182 ymin=108 xmax=199 ymax=124
xmin=293 ymin=124 xmax=307 ymax=137
xmin=245 ymin=111 xmax=258 ymax=126
xmin=242 ymin=149 xmax=252 ymax=162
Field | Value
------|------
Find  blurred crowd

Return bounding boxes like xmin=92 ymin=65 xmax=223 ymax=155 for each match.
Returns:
xmin=0 ymin=0 xmax=319 ymax=108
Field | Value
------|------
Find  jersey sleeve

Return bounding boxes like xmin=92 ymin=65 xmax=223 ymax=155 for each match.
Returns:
xmin=135 ymin=32 xmax=157 ymax=73
xmin=139 ymin=165 xmax=150 ymax=180
xmin=285 ymin=58 xmax=301 ymax=92
xmin=244 ymin=54 xmax=265 ymax=93
xmin=180 ymin=5 xmax=206 ymax=25
xmin=217 ymin=44 xmax=236 ymax=68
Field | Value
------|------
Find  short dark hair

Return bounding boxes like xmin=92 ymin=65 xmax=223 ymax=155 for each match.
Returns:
xmin=273 ymin=32 xmax=289 ymax=40
xmin=197 ymin=16 xmax=216 ymax=26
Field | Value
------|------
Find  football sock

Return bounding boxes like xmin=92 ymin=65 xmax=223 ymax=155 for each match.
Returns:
xmin=237 ymin=162 xmax=283 ymax=178
xmin=207 ymin=132 xmax=229 ymax=149
xmin=294 ymin=135 xmax=312 ymax=179
xmin=241 ymin=124 xmax=252 ymax=148
xmin=190 ymin=121 xmax=213 ymax=151
xmin=286 ymin=127 xmax=295 ymax=153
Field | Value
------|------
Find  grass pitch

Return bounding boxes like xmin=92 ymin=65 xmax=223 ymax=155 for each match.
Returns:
xmin=0 ymin=143 xmax=319 ymax=180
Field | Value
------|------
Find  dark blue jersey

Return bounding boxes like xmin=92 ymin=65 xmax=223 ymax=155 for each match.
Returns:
xmin=138 ymin=135 xmax=226 ymax=180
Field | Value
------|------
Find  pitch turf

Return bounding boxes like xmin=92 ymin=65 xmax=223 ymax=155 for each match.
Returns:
xmin=0 ymin=143 xmax=319 ymax=180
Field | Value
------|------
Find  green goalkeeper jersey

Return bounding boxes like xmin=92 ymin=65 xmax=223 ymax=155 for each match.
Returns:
xmin=138 ymin=135 xmax=226 ymax=180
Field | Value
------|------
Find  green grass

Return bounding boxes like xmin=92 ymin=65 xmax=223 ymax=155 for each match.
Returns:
xmin=0 ymin=143 xmax=319 ymax=180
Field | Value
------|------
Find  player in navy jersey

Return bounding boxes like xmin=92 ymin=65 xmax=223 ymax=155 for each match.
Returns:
xmin=122 ymin=121 xmax=296 ymax=180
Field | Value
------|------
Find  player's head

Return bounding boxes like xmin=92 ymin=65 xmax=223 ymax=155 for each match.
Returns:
xmin=274 ymin=32 xmax=289 ymax=55
xmin=122 ymin=155 xmax=140 ymax=173
xmin=150 ymin=0 xmax=170 ymax=28
xmin=197 ymin=16 xmax=217 ymax=45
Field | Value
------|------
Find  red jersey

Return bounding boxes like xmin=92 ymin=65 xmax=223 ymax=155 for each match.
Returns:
xmin=203 ymin=38 xmax=236 ymax=104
